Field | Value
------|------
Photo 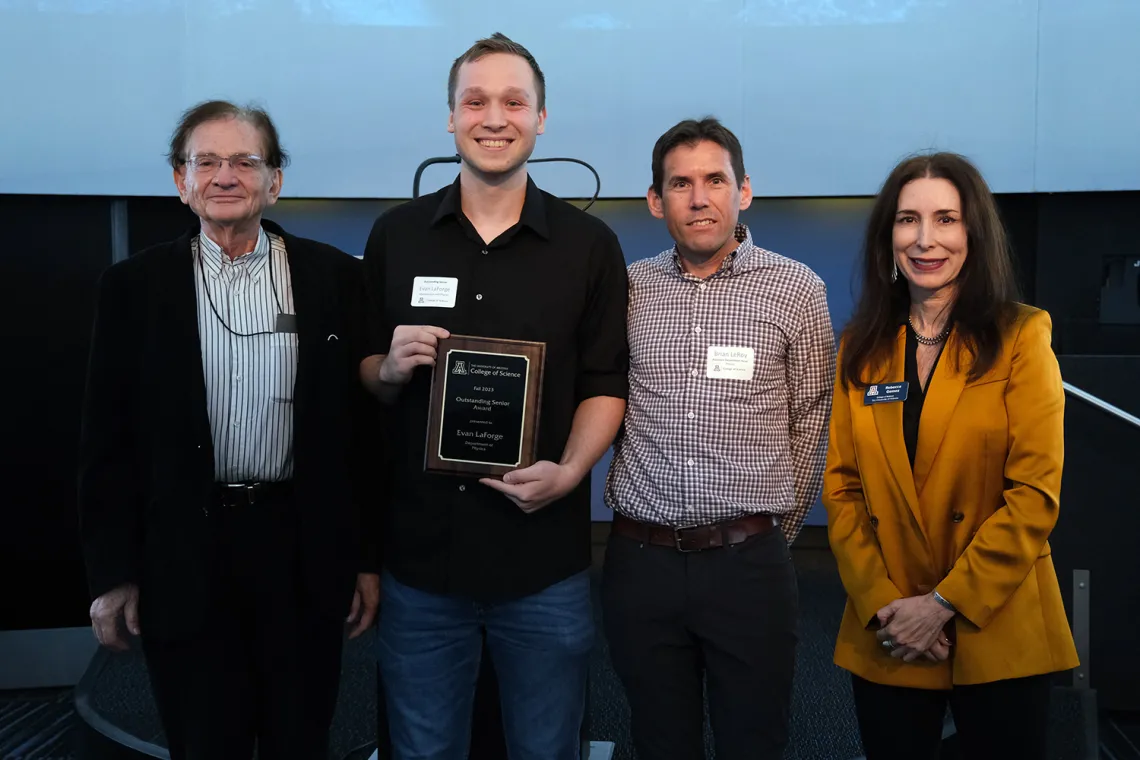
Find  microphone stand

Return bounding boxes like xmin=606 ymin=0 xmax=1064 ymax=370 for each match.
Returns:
xmin=412 ymin=155 xmax=461 ymax=198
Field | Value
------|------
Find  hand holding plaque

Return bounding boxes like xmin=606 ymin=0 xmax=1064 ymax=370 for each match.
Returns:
xmin=479 ymin=460 xmax=580 ymax=514
xmin=425 ymin=335 xmax=545 ymax=477
xmin=379 ymin=325 xmax=451 ymax=386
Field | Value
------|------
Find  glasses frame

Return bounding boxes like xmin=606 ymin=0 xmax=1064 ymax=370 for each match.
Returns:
xmin=184 ymin=153 xmax=268 ymax=175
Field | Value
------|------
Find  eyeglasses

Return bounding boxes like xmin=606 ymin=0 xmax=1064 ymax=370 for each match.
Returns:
xmin=185 ymin=153 xmax=267 ymax=175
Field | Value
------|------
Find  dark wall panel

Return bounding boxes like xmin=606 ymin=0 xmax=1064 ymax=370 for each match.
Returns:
xmin=1051 ymin=386 xmax=1140 ymax=710
xmin=0 ymin=195 xmax=111 ymax=630
xmin=1058 ymin=356 xmax=1140 ymax=418
xmin=126 ymin=197 xmax=196 ymax=254
xmin=1036 ymin=192 xmax=1140 ymax=355
xmin=995 ymin=194 xmax=1039 ymax=304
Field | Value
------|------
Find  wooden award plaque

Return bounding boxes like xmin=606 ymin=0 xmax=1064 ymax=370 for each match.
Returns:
xmin=425 ymin=335 xmax=545 ymax=477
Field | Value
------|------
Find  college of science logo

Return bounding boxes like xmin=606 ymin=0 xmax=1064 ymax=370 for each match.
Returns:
xmin=451 ymin=359 xmax=523 ymax=378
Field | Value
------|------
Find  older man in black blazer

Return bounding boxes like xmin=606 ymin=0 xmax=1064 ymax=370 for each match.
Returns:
xmin=78 ymin=100 xmax=380 ymax=760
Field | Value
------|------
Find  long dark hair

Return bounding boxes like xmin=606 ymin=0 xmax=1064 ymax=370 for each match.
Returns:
xmin=840 ymin=152 xmax=1021 ymax=388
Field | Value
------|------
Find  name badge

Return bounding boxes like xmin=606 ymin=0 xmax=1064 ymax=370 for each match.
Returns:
xmin=706 ymin=346 xmax=755 ymax=381
xmin=274 ymin=313 xmax=297 ymax=334
xmin=864 ymin=382 xmax=909 ymax=405
xmin=411 ymin=276 xmax=458 ymax=308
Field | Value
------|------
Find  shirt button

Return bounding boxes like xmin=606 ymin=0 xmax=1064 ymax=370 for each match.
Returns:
xmin=475 ymin=294 xmax=483 ymax=301
xmin=687 ymin=412 xmax=695 ymax=419
xmin=690 ymin=369 xmax=698 ymax=377
xmin=481 ymin=249 xmax=489 ymax=255
xmin=686 ymin=459 xmax=694 ymax=467
xmin=951 ymin=512 xmax=965 ymax=523
xmin=234 ymin=374 xmax=242 ymax=381
xmin=459 ymin=485 xmax=466 ymax=492
xmin=699 ymin=284 xmax=708 ymax=290
xmin=693 ymin=326 xmax=702 ymax=334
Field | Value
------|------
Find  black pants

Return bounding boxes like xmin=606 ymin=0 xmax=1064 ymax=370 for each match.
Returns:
xmin=141 ymin=492 xmax=345 ymax=760
xmin=601 ymin=528 xmax=798 ymax=760
xmin=851 ymin=672 xmax=1054 ymax=760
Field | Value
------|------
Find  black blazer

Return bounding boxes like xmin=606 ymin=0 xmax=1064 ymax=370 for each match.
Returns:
xmin=77 ymin=219 xmax=380 ymax=638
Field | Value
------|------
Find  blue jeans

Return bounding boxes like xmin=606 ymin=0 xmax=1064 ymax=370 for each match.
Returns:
xmin=377 ymin=569 xmax=595 ymax=760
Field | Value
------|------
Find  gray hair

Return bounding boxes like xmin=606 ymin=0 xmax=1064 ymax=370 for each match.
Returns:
xmin=166 ymin=100 xmax=289 ymax=170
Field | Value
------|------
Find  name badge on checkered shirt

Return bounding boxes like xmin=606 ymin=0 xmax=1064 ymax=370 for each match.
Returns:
xmin=706 ymin=346 xmax=755 ymax=380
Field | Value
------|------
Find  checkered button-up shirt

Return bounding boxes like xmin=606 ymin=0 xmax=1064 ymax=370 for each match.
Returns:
xmin=604 ymin=225 xmax=836 ymax=543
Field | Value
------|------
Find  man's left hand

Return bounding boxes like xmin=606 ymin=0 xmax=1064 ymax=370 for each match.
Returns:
xmin=480 ymin=461 xmax=581 ymax=514
xmin=346 ymin=572 xmax=380 ymax=639
xmin=875 ymin=594 xmax=955 ymax=662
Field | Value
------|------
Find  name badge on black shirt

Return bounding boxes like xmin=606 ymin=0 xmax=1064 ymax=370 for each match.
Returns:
xmin=863 ymin=382 xmax=909 ymax=405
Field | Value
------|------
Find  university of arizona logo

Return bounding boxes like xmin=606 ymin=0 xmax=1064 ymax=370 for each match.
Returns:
xmin=452 ymin=361 xmax=467 ymax=375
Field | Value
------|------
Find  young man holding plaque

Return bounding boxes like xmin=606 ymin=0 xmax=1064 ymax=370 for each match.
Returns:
xmin=359 ymin=33 xmax=629 ymax=759
xmin=601 ymin=118 xmax=837 ymax=760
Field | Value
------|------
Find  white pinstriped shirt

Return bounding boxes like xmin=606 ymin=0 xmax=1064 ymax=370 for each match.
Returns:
xmin=604 ymin=225 xmax=836 ymax=543
xmin=193 ymin=227 xmax=297 ymax=482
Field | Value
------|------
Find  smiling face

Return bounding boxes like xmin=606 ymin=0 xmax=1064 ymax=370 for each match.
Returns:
xmin=648 ymin=139 xmax=752 ymax=266
xmin=173 ymin=116 xmax=281 ymax=231
xmin=447 ymin=52 xmax=546 ymax=181
xmin=892 ymin=176 xmax=968 ymax=296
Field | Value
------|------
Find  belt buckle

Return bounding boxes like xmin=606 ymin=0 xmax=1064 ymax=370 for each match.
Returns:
xmin=673 ymin=524 xmax=701 ymax=553
xmin=223 ymin=482 xmax=260 ymax=506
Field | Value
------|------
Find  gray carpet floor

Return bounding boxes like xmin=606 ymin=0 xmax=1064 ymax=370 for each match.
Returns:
xmin=0 ymin=688 xmax=76 ymax=759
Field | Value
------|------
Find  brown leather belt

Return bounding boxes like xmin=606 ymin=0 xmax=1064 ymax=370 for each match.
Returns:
xmin=612 ymin=512 xmax=778 ymax=552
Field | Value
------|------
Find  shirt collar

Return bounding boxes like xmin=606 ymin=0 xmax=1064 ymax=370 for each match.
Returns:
xmin=430 ymin=173 xmax=550 ymax=240
xmin=665 ymin=223 xmax=757 ymax=277
xmin=197 ymin=225 xmax=271 ymax=278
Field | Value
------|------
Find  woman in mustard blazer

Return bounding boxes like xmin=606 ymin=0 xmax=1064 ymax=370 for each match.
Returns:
xmin=823 ymin=152 xmax=1079 ymax=759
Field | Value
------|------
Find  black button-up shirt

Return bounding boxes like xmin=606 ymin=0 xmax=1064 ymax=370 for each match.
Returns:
xmin=363 ymin=175 xmax=629 ymax=599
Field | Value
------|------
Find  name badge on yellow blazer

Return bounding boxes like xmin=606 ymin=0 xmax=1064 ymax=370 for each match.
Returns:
xmin=863 ymin=382 xmax=909 ymax=405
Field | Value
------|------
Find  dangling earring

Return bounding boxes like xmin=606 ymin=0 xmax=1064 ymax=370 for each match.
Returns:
xmin=891 ymin=259 xmax=898 ymax=283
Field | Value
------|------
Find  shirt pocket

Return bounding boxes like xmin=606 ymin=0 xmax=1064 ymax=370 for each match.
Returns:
xmin=270 ymin=332 xmax=298 ymax=404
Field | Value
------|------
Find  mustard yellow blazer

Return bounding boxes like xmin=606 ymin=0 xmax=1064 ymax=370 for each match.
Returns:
xmin=823 ymin=304 xmax=1079 ymax=689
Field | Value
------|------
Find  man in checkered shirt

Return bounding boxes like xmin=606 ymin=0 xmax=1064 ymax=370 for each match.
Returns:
xmin=601 ymin=117 xmax=837 ymax=760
